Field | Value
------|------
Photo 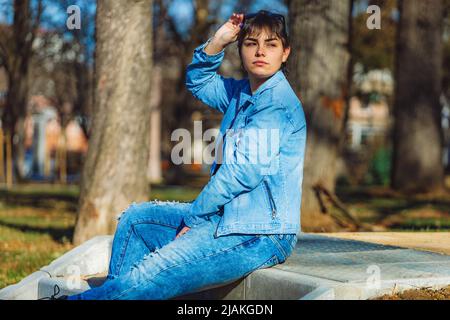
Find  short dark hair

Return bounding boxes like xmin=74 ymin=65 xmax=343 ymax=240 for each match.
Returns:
xmin=237 ymin=10 xmax=290 ymax=75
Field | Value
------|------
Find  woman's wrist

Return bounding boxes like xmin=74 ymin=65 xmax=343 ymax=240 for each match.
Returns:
xmin=204 ymin=36 xmax=228 ymax=55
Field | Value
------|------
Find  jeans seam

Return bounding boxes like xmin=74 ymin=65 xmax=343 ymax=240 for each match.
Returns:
xmin=255 ymin=254 xmax=279 ymax=271
xmin=133 ymin=220 xmax=180 ymax=229
xmin=114 ymin=220 xmax=179 ymax=276
xmin=114 ymin=227 xmax=133 ymax=277
xmin=111 ymin=235 xmax=262 ymax=300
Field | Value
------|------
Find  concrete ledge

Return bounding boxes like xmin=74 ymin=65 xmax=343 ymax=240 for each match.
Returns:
xmin=40 ymin=235 xmax=112 ymax=278
xmin=0 ymin=236 xmax=112 ymax=300
xmin=338 ymin=277 xmax=450 ymax=300
xmin=34 ymin=269 xmax=450 ymax=300
xmin=2 ymin=233 xmax=450 ymax=300
xmin=0 ymin=271 xmax=51 ymax=300
xmin=35 ymin=268 xmax=326 ymax=300
xmin=300 ymin=287 xmax=335 ymax=300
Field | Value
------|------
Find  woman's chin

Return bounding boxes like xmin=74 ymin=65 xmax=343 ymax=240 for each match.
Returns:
xmin=247 ymin=68 xmax=276 ymax=79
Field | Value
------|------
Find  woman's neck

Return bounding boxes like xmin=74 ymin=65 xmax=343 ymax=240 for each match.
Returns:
xmin=249 ymin=77 xmax=268 ymax=95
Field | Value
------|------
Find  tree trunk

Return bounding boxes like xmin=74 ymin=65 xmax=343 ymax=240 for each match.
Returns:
xmin=0 ymin=128 xmax=4 ymax=183
xmin=4 ymin=66 xmax=30 ymax=183
xmin=288 ymin=0 xmax=352 ymax=231
xmin=5 ymin=131 xmax=13 ymax=188
xmin=147 ymin=64 xmax=162 ymax=184
xmin=3 ymin=88 xmax=29 ymax=185
xmin=392 ymin=0 xmax=445 ymax=193
xmin=58 ymin=132 xmax=67 ymax=184
xmin=73 ymin=0 xmax=153 ymax=245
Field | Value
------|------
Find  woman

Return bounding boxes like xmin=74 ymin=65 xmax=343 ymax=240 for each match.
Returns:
xmin=64 ymin=10 xmax=307 ymax=300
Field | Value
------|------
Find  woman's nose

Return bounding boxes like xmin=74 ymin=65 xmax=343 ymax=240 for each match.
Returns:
xmin=256 ymin=46 xmax=266 ymax=56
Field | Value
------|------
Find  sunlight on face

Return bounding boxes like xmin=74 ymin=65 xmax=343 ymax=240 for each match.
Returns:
xmin=240 ymin=27 xmax=291 ymax=80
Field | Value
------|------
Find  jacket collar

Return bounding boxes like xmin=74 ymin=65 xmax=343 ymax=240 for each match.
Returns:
xmin=239 ymin=70 xmax=286 ymax=107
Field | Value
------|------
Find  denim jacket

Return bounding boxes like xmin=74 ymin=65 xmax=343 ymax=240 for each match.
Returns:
xmin=183 ymin=38 xmax=307 ymax=238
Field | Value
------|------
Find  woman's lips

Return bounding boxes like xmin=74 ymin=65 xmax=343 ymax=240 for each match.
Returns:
xmin=253 ymin=61 xmax=268 ymax=66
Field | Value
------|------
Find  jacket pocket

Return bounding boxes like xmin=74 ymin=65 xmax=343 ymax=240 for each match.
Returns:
xmin=263 ymin=180 xmax=277 ymax=220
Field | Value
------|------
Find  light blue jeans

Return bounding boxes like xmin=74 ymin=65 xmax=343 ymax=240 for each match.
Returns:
xmin=67 ymin=201 xmax=297 ymax=300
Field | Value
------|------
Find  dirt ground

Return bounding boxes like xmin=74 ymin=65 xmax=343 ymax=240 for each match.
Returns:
xmin=373 ymin=285 xmax=450 ymax=300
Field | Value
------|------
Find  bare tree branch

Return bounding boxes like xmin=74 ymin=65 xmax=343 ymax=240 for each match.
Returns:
xmin=0 ymin=36 xmax=10 ymax=68
xmin=0 ymin=1 xmax=12 ymax=67
xmin=23 ymin=0 xmax=44 ymax=63
xmin=157 ymin=0 xmax=186 ymax=47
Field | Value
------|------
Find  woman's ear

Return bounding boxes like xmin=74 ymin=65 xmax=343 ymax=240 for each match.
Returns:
xmin=282 ymin=46 xmax=291 ymax=63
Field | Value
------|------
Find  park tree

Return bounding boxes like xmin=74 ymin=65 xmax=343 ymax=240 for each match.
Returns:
xmin=392 ymin=0 xmax=445 ymax=193
xmin=444 ymin=0 xmax=450 ymax=98
xmin=73 ymin=0 xmax=153 ymax=245
xmin=287 ymin=0 xmax=352 ymax=231
xmin=23 ymin=0 xmax=97 ymax=183
xmin=156 ymin=0 xmax=225 ymax=184
xmin=49 ymin=0 xmax=96 ymax=135
xmin=0 ymin=0 xmax=43 ymax=185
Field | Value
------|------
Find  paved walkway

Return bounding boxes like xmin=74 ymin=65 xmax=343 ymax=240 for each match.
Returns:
xmin=321 ymin=232 xmax=450 ymax=255
xmin=278 ymin=234 xmax=450 ymax=285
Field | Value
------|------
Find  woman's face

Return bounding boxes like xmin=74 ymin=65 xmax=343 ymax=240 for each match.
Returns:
xmin=240 ymin=27 xmax=291 ymax=80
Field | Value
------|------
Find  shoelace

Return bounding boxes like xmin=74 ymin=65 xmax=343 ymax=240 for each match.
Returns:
xmin=38 ymin=284 xmax=63 ymax=300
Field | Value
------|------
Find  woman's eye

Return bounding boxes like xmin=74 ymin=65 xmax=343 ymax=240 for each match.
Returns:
xmin=245 ymin=43 xmax=256 ymax=46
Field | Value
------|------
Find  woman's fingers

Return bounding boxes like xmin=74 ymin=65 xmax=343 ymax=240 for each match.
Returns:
xmin=175 ymin=226 xmax=191 ymax=239
xmin=238 ymin=14 xmax=244 ymax=28
xmin=230 ymin=12 xmax=243 ymax=26
xmin=230 ymin=14 xmax=237 ymax=25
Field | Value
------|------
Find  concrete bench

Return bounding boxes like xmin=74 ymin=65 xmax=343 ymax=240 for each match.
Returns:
xmin=1 ymin=234 xmax=449 ymax=300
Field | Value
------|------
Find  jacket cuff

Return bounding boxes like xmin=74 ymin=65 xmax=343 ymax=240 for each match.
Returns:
xmin=182 ymin=200 xmax=222 ymax=228
xmin=194 ymin=37 xmax=226 ymax=61
xmin=182 ymin=200 xmax=208 ymax=228
xmin=182 ymin=215 xmax=208 ymax=228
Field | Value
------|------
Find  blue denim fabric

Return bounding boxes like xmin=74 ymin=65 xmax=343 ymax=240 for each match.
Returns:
xmin=184 ymin=38 xmax=307 ymax=237
xmin=67 ymin=201 xmax=297 ymax=300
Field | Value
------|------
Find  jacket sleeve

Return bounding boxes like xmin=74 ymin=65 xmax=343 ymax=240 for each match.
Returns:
xmin=182 ymin=102 xmax=291 ymax=227
xmin=185 ymin=38 xmax=239 ymax=114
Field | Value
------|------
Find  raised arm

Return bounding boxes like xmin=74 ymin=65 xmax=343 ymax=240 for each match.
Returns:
xmin=185 ymin=13 xmax=244 ymax=114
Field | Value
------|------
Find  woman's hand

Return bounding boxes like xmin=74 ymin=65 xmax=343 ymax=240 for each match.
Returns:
xmin=175 ymin=226 xmax=191 ymax=239
xmin=206 ymin=13 xmax=244 ymax=52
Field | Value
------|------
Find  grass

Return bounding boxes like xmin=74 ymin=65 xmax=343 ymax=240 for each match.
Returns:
xmin=0 ymin=183 xmax=201 ymax=289
xmin=0 ymin=207 xmax=74 ymax=288
xmin=335 ymin=186 xmax=450 ymax=232
xmin=0 ymin=183 xmax=448 ymax=290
